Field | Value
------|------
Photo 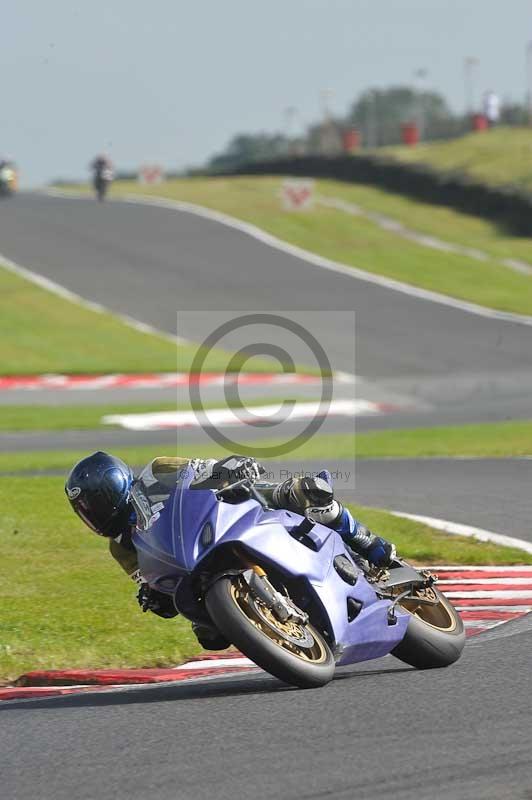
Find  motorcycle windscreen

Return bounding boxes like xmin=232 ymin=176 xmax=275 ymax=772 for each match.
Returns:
xmin=132 ymin=462 xmax=234 ymax=580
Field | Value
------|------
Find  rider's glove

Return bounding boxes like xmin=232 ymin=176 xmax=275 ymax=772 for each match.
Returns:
xmin=223 ymin=456 xmax=264 ymax=483
xmin=191 ymin=455 xmax=265 ymax=501
xmin=137 ymin=583 xmax=178 ymax=619
xmin=220 ymin=456 xmax=265 ymax=501
xmin=365 ymin=537 xmax=396 ymax=568
xmin=190 ymin=458 xmax=218 ymax=483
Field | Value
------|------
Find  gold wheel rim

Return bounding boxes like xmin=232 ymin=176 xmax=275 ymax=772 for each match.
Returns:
xmin=229 ymin=579 xmax=329 ymax=664
xmin=399 ymin=587 xmax=457 ymax=632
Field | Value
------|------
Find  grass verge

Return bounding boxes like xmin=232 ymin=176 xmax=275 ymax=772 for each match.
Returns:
xmin=1 ymin=475 xmax=528 ymax=681
xmin=0 ymin=397 xmax=312 ymax=432
xmin=0 ymin=264 xmax=277 ymax=375
xmin=2 ymin=418 xmax=532 ymax=474
xmin=0 ymin=476 xmax=200 ymax=681
xmin=352 ymin=419 xmax=532 ymax=458
xmin=380 ymin=127 xmax=532 ymax=192
xmin=103 ymin=176 xmax=532 ymax=316
xmin=318 ymin=179 xmax=532 ymax=269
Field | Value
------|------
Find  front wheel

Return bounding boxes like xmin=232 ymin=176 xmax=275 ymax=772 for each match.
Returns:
xmin=94 ymin=179 xmax=108 ymax=201
xmin=391 ymin=585 xmax=465 ymax=669
xmin=205 ymin=575 xmax=335 ymax=689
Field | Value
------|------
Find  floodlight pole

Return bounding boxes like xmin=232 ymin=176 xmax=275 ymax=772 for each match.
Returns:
xmin=526 ymin=42 xmax=532 ymax=126
xmin=283 ymin=106 xmax=298 ymax=154
xmin=464 ymin=56 xmax=479 ymax=115
xmin=366 ymin=88 xmax=377 ymax=149
xmin=319 ymin=88 xmax=335 ymax=155
xmin=414 ymin=68 xmax=428 ymax=140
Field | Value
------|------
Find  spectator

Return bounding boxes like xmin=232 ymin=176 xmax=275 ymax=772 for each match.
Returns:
xmin=483 ymin=90 xmax=500 ymax=127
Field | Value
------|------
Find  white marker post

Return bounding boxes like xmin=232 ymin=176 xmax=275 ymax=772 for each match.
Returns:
xmin=281 ymin=178 xmax=315 ymax=211
xmin=138 ymin=164 xmax=165 ymax=185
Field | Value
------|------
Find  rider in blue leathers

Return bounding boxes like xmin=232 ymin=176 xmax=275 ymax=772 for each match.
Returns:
xmin=65 ymin=452 xmax=396 ymax=650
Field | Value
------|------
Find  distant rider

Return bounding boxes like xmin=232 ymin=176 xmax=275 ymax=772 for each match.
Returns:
xmin=65 ymin=452 xmax=396 ymax=650
xmin=89 ymin=154 xmax=114 ymax=200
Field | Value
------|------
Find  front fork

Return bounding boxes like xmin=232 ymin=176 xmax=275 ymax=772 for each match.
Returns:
xmin=234 ymin=548 xmax=308 ymax=625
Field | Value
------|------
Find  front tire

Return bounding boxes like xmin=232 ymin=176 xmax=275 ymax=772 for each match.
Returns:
xmin=391 ymin=586 xmax=465 ymax=669
xmin=206 ymin=575 xmax=335 ymax=689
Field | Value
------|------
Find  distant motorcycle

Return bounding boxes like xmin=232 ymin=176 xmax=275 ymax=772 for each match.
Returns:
xmin=93 ymin=166 xmax=113 ymax=201
xmin=131 ymin=463 xmax=465 ymax=689
xmin=0 ymin=164 xmax=17 ymax=196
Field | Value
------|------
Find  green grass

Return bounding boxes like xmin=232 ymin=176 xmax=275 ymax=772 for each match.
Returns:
xmin=353 ymin=419 xmax=532 ymax=458
xmin=380 ymin=127 xmax=532 ymax=192
xmin=345 ymin=505 xmax=531 ymax=567
xmin=1 ymin=475 xmax=528 ymax=682
xmin=253 ymin=419 xmax=532 ymax=459
xmin=318 ymin=179 xmax=532 ymax=268
xmin=0 ymin=477 xmax=201 ymax=682
xmin=0 ymin=445 xmax=172 ymax=475
xmin=2 ymin=418 xmax=532 ymax=476
xmin=0 ymin=403 xmax=179 ymax=432
xmin=97 ymin=175 xmax=532 ymax=317
xmin=0 ymin=265 xmax=278 ymax=375
xmin=0 ymin=397 xmax=311 ymax=432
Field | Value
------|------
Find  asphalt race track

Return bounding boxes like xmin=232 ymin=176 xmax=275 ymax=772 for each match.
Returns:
xmin=0 ymin=193 xmax=531 ymax=417
xmin=1 ymin=192 xmax=531 ymax=800
xmin=1 ymin=623 xmax=531 ymax=800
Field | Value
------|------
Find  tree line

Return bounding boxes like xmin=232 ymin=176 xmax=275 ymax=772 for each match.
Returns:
xmin=207 ymin=86 xmax=527 ymax=172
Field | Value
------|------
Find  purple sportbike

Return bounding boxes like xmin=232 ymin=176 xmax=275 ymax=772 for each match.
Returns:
xmin=131 ymin=464 xmax=465 ymax=689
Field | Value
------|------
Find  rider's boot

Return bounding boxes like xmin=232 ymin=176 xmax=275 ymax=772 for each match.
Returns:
xmin=332 ymin=508 xmax=396 ymax=567
xmin=192 ymin=621 xmax=231 ymax=651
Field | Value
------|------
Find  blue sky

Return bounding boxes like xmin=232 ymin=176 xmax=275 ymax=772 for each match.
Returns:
xmin=4 ymin=0 xmax=531 ymax=185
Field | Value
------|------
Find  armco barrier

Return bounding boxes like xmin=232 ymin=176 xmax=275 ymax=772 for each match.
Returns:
xmin=226 ymin=154 xmax=532 ymax=236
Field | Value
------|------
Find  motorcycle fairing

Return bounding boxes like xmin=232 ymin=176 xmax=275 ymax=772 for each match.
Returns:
xmin=133 ymin=465 xmax=410 ymax=665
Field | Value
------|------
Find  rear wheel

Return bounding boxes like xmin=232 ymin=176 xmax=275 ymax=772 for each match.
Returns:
xmin=391 ymin=585 xmax=465 ymax=669
xmin=95 ymin=179 xmax=108 ymax=201
xmin=206 ymin=575 xmax=335 ymax=689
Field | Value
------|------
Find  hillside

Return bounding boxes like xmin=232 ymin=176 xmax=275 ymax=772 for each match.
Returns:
xmin=379 ymin=127 xmax=532 ymax=192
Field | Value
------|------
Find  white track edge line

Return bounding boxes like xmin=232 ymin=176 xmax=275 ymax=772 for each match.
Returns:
xmin=0 ymin=240 xmax=354 ymax=384
xmin=44 ymin=188 xmax=532 ymax=328
xmin=0 ymin=251 xmax=186 ymax=346
xmin=390 ymin=510 xmax=532 ymax=555
xmin=430 ymin=566 xmax=532 ymax=571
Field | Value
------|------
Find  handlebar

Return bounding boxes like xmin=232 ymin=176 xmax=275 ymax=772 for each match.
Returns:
xmin=213 ymin=477 xmax=249 ymax=496
xmin=248 ymin=484 xmax=271 ymax=510
xmin=214 ymin=477 xmax=272 ymax=510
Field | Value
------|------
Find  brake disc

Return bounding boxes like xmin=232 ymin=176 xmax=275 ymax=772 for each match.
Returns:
xmin=248 ymin=594 xmax=316 ymax=648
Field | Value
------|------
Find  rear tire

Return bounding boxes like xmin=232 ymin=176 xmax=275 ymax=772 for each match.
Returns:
xmin=206 ymin=575 xmax=335 ymax=689
xmin=391 ymin=586 xmax=465 ymax=669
